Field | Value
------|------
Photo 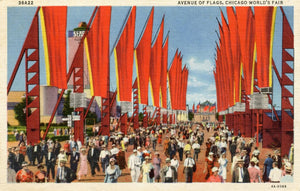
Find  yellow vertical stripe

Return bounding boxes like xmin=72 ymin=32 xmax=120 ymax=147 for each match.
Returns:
xmin=233 ymin=81 xmax=236 ymax=105
xmin=239 ymin=63 xmax=243 ymax=102
xmin=269 ymin=7 xmax=277 ymax=87
xmin=167 ymin=72 xmax=172 ymax=110
xmin=84 ymin=38 xmax=94 ymax=96
xmin=40 ymin=8 xmax=50 ymax=86
xmin=114 ymin=49 xmax=120 ymax=102
xmin=251 ymin=43 xmax=256 ymax=94
xmin=149 ymin=78 xmax=155 ymax=107
xmin=134 ymin=50 xmax=142 ymax=104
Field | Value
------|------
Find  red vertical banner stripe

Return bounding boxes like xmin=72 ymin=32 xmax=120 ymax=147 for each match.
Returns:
xmin=254 ymin=6 xmax=276 ymax=88
xmin=114 ymin=7 xmax=136 ymax=102
xmin=86 ymin=6 xmax=111 ymax=98
xmin=227 ymin=7 xmax=241 ymax=103
xmin=236 ymin=7 xmax=255 ymax=95
xmin=41 ymin=6 xmax=67 ymax=89
xmin=168 ymin=50 xmax=178 ymax=110
xmin=150 ymin=17 xmax=164 ymax=107
xmin=160 ymin=36 xmax=168 ymax=109
xmin=135 ymin=8 xmax=153 ymax=105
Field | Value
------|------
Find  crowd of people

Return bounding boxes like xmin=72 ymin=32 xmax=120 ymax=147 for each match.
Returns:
xmin=7 ymin=122 xmax=294 ymax=183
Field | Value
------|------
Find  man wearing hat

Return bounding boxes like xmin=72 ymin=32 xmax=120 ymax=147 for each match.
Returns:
xmin=183 ymin=151 xmax=195 ymax=183
xmin=160 ymin=158 xmax=177 ymax=183
xmin=128 ymin=149 xmax=142 ymax=182
xmin=207 ymin=167 xmax=224 ymax=182
xmin=280 ymin=166 xmax=293 ymax=183
xmin=46 ymin=147 xmax=56 ymax=180
xmin=263 ymin=154 xmax=273 ymax=182
xmin=14 ymin=147 xmax=24 ymax=172
xmin=55 ymin=159 xmax=74 ymax=183
xmin=248 ymin=158 xmax=261 ymax=182
xmin=272 ymin=150 xmax=282 ymax=169
xmin=232 ymin=159 xmax=250 ymax=183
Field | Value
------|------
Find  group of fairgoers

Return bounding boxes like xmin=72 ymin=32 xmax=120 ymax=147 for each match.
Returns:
xmin=7 ymin=122 xmax=294 ymax=183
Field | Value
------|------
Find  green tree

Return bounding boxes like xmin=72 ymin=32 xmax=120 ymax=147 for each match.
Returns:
xmin=139 ymin=112 xmax=144 ymax=122
xmin=188 ymin=111 xmax=194 ymax=121
xmin=14 ymin=97 xmax=32 ymax=126
xmin=62 ymin=90 xmax=73 ymax=117
xmin=215 ymin=112 xmax=219 ymax=121
xmin=85 ymin=110 xmax=98 ymax=125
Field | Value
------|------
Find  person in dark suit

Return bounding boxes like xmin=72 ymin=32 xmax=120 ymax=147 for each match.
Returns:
xmin=55 ymin=159 xmax=75 ymax=183
xmin=8 ymin=147 xmax=16 ymax=171
xmin=232 ymin=159 xmax=250 ymax=183
xmin=54 ymin=140 xmax=61 ymax=158
xmin=32 ymin=143 xmax=41 ymax=165
xmin=68 ymin=147 xmax=80 ymax=174
xmin=14 ymin=147 xmax=25 ymax=172
xmin=88 ymin=143 xmax=100 ymax=176
xmin=229 ymin=140 xmax=237 ymax=162
xmin=45 ymin=147 xmax=56 ymax=180
xmin=40 ymin=141 xmax=48 ymax=164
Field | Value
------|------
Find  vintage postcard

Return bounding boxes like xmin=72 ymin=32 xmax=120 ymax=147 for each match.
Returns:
xmin=0 ymin=0 xmax=299 ymax=190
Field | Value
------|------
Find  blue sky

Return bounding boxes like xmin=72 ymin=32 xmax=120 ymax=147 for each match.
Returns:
xmin=7 ymin=6 xmax=293 ymax=110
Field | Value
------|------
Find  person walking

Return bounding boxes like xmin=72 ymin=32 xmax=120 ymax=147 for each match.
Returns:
xmin=232 ymin=159 xmax=250 ymax=183
xmin=69 ymin=147 xmax=80 ymax=175
xmin=248 ymin=158 xmax=261 ymax=183
xmin=152 ymin=152 xmax=161 ymax=182
xmin=192 ymin=141 xmax=201 ymax=162
xmin=183 ymin=152 xmax=195 ymax=183
xmin=55 ymin=159 xmax=75 ymax=183
xmin=140 ymin=156 xmax=154 ymax=183
xmin=45 ymin=147 xmax=56 ymax=181
xmin=218 ymin=152 xmax=228 ymax=182
xmin=160 ymin=158 xmax=177 ymax=183
xmin=128 ymin=149 xmax=142 ymax=182
xmin=263 ymin=154 xmax=273 ymax=182
xmin=269 ymin=162 xmax=282 ymax=183
xmin=88 ymin=143 xmax=100 ymax=176
xmin=77 ymin=147 xmax=88 ymax=180
xmin=99 ymin=145 xmax=111 ymax=173
xmin=204 ymin=152 xmax=215 ymax=180
xmin=207 ymin=167 xmax=224 ymax=182
xmin=104 ymin=158 xmax=121 ymax=183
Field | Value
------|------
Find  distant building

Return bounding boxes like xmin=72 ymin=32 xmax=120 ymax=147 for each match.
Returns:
xmin=193 ymin=104 xmax=216 ymax=123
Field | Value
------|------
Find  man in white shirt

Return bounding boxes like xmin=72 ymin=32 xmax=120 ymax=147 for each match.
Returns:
xmin=183 ymin=152 xmax=195 ymax=183
xmin=192 ymin=141 xmax=201 ymax=162
xmin=99 ymin=145 xmax=111 ymax=173
xmin=171 ymin=155 xmax=179 ymax=171
xmin=161 ymin=158 xmax=177 ymax=183
xmin=269 ymin=162 xmax=282 ymax=183
xmin=128 ymin=149 xmax=142 ymax=182
xmin=110 ymin=144 xmax=119 ymax=158
xmin=177 ymin=138 xmax=185 ymax=161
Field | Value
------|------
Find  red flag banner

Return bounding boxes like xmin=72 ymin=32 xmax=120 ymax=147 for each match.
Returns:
xmin=160 ymin=36 xmax=168 ymax=108
xmin=236 ymin=7 xmax=255 ymax=95
xmin=150 ymin=17 xmax=164 ymax=107
xmin=114 ymin=7 xmax=136 ymax=102
xmin=85 ymin=6 xmax=111 ymax=98
xmin=135 ymin=8 xmax=153 ymax=105
xmin=40 ymin=6 xmax=67 ymax=89
xmin=168 ymin=50 xmax=178 ymax=110
xmin=227 ymin=7 xmax=241 ymax=103
xmin=204 ymin=105 xmax=209 ymax=112
xmin=209 ymin=106 xmax=216 ymax=112
xmin=254 ymin=6 xmax=276 ymax=88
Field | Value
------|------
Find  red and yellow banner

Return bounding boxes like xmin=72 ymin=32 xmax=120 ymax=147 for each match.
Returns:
xmin=160 ymin=36 xmax=168 ymax=109
xmin=236 ymin=7 xmax=255 ymax=95
xmin=254 ymin=6 xmax=276 ymax=88
xmin=114 ymin=7 xmax=136 ymax=102
xmin=150 ymin=17 xmax=164 ymax=107
xmin=85 ymin=6 xmax=111 ymax=98
xmin=40 ymin=6 xmax=67 ymax=89
xmin=135 ymin=8 xmax=153 ymax=105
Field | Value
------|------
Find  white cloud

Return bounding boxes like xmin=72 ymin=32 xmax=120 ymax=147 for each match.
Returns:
xmin=188 ymin=76 xmax=206 ymax=88
xmin=186 ymin=92 xmax=216 ymax=106
xmin=186 ymin=57 xmax=214 ymax=73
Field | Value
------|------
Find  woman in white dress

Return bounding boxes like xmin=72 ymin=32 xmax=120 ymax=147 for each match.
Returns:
xmin=140 ymin=156 xmax=154 ymax=183
xmin=57 ymin=149 xmax=67 ymax=168
xmin=218 ymin=152 xmax=228 ymax=182
xmin=231 ymin=152 xmax=240 ymax=175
